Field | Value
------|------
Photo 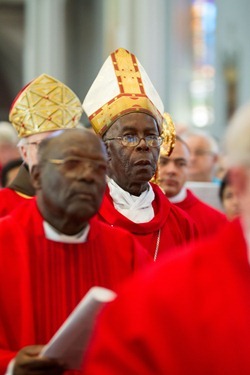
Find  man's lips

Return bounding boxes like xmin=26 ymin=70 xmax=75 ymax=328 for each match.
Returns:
xmin=134 ymin=159 xmax=152 ymax=166
xmin=70 ymin=191 xmax=94 ymax=201
xmin=158 ymin=178 xmax=178 ymax=186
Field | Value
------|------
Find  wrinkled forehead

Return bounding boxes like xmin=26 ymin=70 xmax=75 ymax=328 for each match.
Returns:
xmin=106 ymin=113 xmax=159 ymax=136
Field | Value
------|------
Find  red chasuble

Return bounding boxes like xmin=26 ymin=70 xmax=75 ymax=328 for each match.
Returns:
xmin=98 ymin=183 xmax=198 ymax=259
xmin=0 ymin=199 xmax=150 ymax=374
xmin=174 ymin=189 xmax=228 ymax=238
xmin=0 ymin=164 xmax=35 ymax=217
xmin=83 ymin=219 xmax=250 ymax=375
xmin=0 ymin=188 xmax=31 ymax=217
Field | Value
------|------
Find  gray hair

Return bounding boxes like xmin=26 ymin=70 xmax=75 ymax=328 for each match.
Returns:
xmin=0 ymin=122 xmax=19 ymax=145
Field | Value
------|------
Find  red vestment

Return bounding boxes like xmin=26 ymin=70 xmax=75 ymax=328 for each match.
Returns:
xmin=83 ymin=219 xmax=250 ymax=375
xmin=0 ymin=164 xmax=35 ymax=217
xmin=0 ymin=188 xmax=32 ymax=217
xmin=0 ymin=199 xmax=150 ymax=374
xmin=98 ymin=183 xmax=198 ymax=258
xmin=174 ymin=189 xmax=228 ymax=238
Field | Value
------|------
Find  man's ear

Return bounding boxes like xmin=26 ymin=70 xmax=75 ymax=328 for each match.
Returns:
xmin=19 ymin=145 xmax=28 ymax=162
xmin=30 ymin=165 xmax=42 ymax=190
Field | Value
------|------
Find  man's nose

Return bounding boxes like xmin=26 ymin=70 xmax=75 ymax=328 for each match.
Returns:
xmin=76 ymin=163 xmax=95 ymax=181
xmin=136 ymin=138 xmax=149 ymax=150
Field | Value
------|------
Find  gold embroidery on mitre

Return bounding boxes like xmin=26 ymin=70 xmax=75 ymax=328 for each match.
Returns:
xmin=9 ymin=74 xmax=83 ymax=138
xmin=112 ymin=48 xmax=145 ymax=95
xmin=89 ymin=48 xmax=163 ymax=135
xmin=160 ymin=113 xmax=176 ymax=157
xmin=89 ymin=93 xmax=162 ymax=136
xmin=150 ymin=113 xmax=176 ymax=185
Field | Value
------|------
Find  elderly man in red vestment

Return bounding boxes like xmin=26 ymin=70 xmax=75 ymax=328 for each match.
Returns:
xmin=83 ymin=48 xmax=198 ymax=260
xmin=0 ymin=73 xmax=83 ymax=217
xmin=82 ymin=101 xmax=250 ymax=374
xmin=0 ymin=128 xmax=150 ymax=375
xmin=158 ymin=132 xmax=227 ymax=238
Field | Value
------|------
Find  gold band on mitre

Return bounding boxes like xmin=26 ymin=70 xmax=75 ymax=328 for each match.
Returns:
xmin=83 ymin=48 xmax=164 ymax=136
xmin=160 ymin=112 xmax=176 ymax=157
xmin=89 ymin=93 xmax=163 ymax=137
xmin=9 ymin=74 xmax=83 ymax=138
xmin=150 ymin=113 xmax=176 ymax=185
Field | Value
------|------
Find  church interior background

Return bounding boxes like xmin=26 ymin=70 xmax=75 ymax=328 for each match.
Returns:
xmin=0 ymin=0 xmax=249 ymax=146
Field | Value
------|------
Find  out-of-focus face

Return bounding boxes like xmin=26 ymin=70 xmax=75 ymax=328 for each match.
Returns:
xmin=221 ymin=184 xmax=241 ymax=221
xmin=185 ymin=135 xmax=217 ymax=182
xmin=32 ymin=129 xmax=108 ymax=234
xmin=158 ymin=139 xmax=190 ymax=197
xmin=0 ymin=144 xmax=20 ymax=167
xmin=104 ymin=112 xmax=160 ymax=196
xmin=20 ymin=131 xmax=53 ymax=170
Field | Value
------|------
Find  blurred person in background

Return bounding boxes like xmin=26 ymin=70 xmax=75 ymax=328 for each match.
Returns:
xmin=82 ymin=100 xmax=250 ymax=375
xmin=0 ymin=73 xmax=83 ymax=216
xmin=158 ymin=134 xmax=227 ymax=238
xmin=0 ymin=121 xmax=20 ymax=186
xmin=184 ymin=130 xmax=219 ymax=182
xmin=219 ymin=171 xmax=241 ymax=220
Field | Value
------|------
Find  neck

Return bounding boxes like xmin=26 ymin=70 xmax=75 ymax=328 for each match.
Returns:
xmin=37 ymin=200 xmax=88 ymax=235
xmin=109 ymin=177 xmax=149 ymax=196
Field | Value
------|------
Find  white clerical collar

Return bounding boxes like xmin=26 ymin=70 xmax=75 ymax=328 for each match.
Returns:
xmin=43 ymin=221 xmax=90 ymax=243
xmin=107 ymin=177 xmax=155 ymax=223
xmin=168 ymin=186 xmax=187 ymax=203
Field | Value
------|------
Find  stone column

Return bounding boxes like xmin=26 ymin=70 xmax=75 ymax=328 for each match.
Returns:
xmin=23 ymin=0 xmax=66 ymax=84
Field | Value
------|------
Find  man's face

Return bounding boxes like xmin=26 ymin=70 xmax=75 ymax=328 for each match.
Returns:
xmin=158 ymin=139 xmax=190 ymax=197
xmin=104 ymin=113 xmax=160 ymax=195
xmin=185 ymin=135 xmax=217 ymax=182
xmin=20 ymin=131 xmax=53 ymax=170
xmin=221 ymin=184 xmax=240 ymax=220
xmin=33 ymin=130 xmax=108 ymax=225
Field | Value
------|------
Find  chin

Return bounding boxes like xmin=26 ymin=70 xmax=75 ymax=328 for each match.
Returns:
xmin=68 ymin=203 xmax=96 ymax=219
xmin=135 ymin=171 xmax=154 ymax=183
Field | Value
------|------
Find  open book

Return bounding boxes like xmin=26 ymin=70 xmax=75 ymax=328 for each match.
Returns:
xmin=40 ymin=286 xmax=117 ymax=370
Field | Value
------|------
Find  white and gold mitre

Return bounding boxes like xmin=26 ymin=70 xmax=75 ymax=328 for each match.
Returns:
xmin=82 ymin=48 xmax=164 ymax=136
xmin=9 ymin=73 xmax=83 ymax=138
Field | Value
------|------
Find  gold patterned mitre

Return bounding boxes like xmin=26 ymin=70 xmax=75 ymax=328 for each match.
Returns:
xmin=9 ymin=74 xmax=83 ymax=138
xmin=82 ymin=48 xmax=164 ymax=136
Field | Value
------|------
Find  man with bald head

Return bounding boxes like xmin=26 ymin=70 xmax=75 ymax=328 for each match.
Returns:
xmin=0 ymin=128 xmax=149 ymax=375
xmin=184 ymin=130 xmax=219 ymax=182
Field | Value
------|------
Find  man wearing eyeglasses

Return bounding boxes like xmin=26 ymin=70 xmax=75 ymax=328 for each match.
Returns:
xmin=0 ymin=127 xmax=150 ymax=375
xmin=83 ymin=48 xmax=198 ymax=260
xmin=0 ymin=73 xmax=83 ymax=217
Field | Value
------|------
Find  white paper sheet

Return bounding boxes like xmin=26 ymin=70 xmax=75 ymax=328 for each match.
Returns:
xmin=40 ymin=286 xmax=117 ymax=370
